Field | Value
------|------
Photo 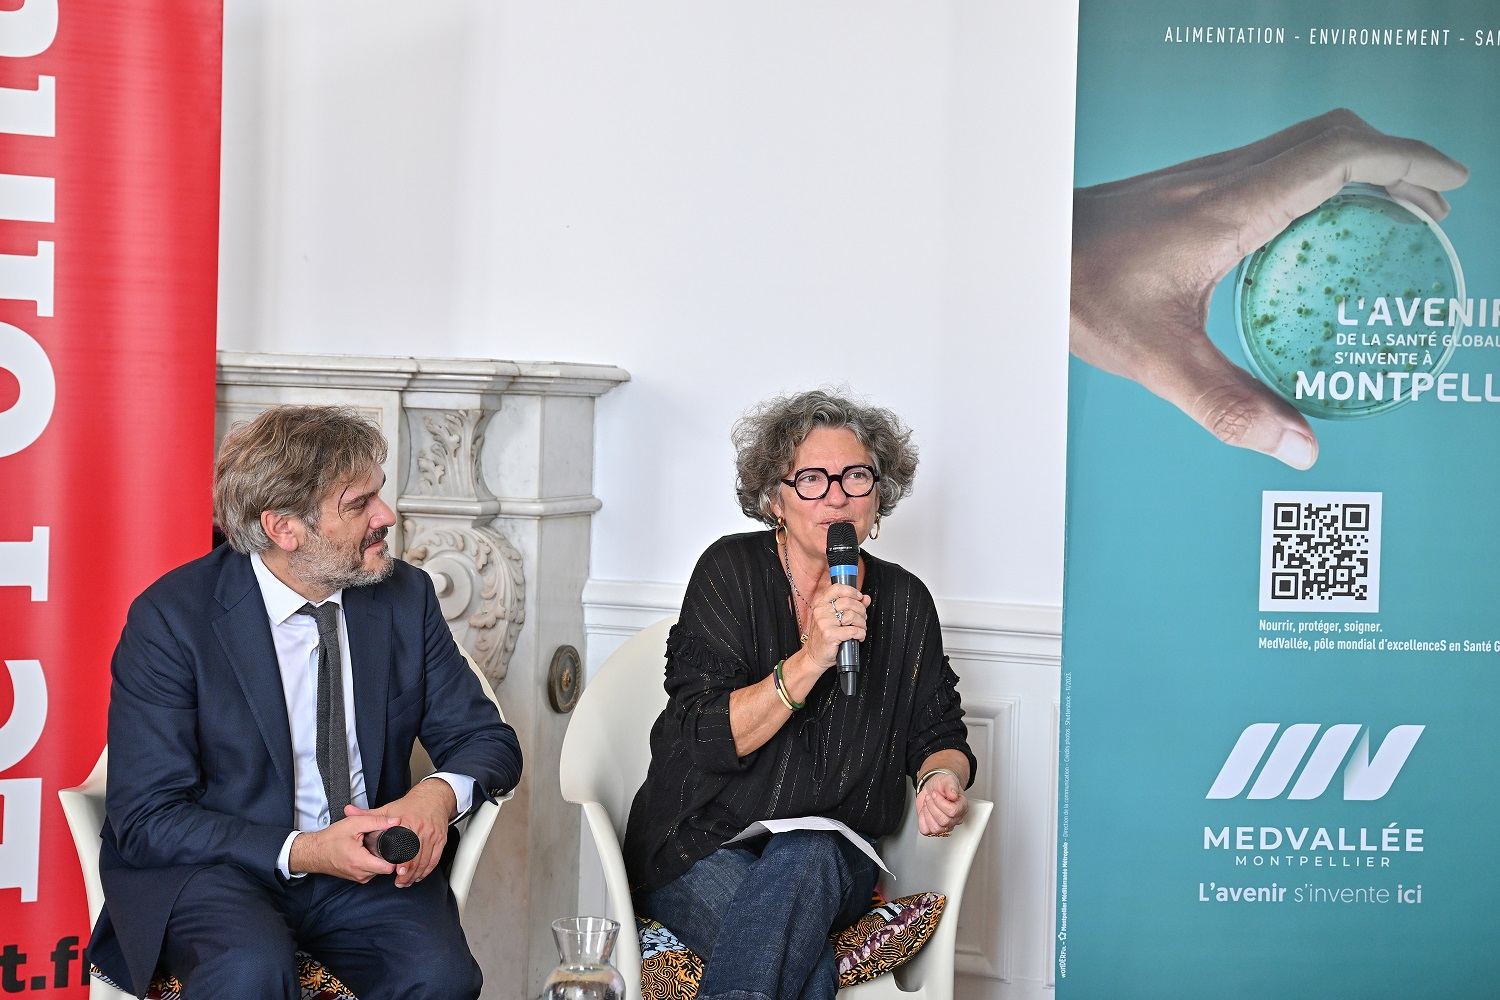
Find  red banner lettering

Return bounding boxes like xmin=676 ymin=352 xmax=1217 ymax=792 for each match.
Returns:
xmin=0 ymin=1 xmax=221 ymax=992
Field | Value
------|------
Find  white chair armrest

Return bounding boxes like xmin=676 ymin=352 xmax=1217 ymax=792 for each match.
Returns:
xmin=844 ymin=794 xmax=992 ymax=998
xmin=580 ymin=801 xmax=641 ymax=1000
xmin=449 ymin=794 xmax=506 ymax=919
xmin=58 ymin=749 xmax=109 ymax=926
xmin=437 ymin=643 xmax=510 ymax=921
xmin=58 ymin=749 xmax=133 ymax=999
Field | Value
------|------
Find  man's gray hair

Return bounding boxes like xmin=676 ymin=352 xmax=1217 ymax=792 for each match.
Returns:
xmin=732 ymin=388 xmax=918 ymax=526
xmin=214 ymin=405 xmax=389 ymax=553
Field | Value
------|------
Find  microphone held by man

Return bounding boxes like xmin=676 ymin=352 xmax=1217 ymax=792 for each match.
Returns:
xmin=376 ymin=825 xmax=420 ymax=865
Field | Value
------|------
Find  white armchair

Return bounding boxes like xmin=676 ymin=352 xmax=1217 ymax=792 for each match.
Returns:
xmin=559 ymin=616 xmax=992 ymax=1000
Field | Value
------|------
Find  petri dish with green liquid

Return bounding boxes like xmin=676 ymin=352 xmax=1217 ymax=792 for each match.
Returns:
xmin=1234 ymin=182 xmax=1463 ymax=419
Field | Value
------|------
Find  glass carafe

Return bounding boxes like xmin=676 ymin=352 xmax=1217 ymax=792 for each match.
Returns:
xmin=542 ymin=916 xmax=626 ymax=1000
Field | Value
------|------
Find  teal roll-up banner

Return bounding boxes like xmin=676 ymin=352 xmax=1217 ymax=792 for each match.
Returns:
xmin=1062 ymin=2 xmax=1500 ymax=996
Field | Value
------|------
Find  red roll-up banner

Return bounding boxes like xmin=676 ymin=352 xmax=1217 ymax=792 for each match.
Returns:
xmin=0 ymin=1 xmax=222 ymax=992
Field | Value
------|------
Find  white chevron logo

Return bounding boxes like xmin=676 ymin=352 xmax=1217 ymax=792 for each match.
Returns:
xmin=1206 ymin=723 xmax=1424 ymax=800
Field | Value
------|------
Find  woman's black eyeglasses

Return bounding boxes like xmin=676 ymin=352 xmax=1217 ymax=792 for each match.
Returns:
xmin=781 ymin=465 xmax=880 ymax=501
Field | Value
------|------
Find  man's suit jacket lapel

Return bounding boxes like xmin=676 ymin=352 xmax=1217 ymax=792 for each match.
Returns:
xmin=344 ymin=584 xmax=392 ymax=801
xmin=210 ymin=551 xmax=296 ymax=797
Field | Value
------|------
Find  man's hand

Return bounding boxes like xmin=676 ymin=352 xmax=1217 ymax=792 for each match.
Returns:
xmin=1070 ymin=108 xmax=1468 ymax=469
xmin=353 ymin=778 xmax=457 ymax=888
xmin=288 ymin=812 xmax=398 ymax=883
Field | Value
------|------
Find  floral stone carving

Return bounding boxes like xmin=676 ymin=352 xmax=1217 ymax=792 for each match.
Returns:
xmin=403 ymin=519 xmax=525 ymax=687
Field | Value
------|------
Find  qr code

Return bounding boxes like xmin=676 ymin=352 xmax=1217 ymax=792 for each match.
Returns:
xmin=1259 ymin=491 xmax=1381 ymax=613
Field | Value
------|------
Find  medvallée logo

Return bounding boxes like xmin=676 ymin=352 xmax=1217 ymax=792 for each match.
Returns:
xmin=1204 ymin=724 xmax=1427 ymax=870
xmin=1207 ymin=723 xmax=1424 ymax=801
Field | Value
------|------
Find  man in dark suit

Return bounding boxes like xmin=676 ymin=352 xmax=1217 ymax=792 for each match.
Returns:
xmin=87 ymin=405 xmax=523 ymax=1000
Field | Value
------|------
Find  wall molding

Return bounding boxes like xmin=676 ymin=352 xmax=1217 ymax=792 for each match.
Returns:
xmin=582 ymin=578 xmax=1061 ymax=648
xmin=953 ymin=696 xmax=1016 ymax=982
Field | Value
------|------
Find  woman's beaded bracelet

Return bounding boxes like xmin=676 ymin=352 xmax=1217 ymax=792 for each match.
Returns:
xmin=773 ymin=659 xmax=804 ymax=711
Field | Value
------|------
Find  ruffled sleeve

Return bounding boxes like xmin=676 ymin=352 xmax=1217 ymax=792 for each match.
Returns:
xmin=659 ymin=624 xmax=760 ymax=774
xmin=899 ymin=576 xmax=978 ymax=785
xmin=906 ymin=652 xmax=977 ymax=784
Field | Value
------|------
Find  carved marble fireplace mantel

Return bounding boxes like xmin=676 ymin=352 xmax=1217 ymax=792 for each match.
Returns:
xmin=215 ymin=350 xmax=628 ymax=999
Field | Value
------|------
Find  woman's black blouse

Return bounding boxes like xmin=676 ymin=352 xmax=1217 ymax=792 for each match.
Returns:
xmin=622 ymin=530 xmax=976 ymax=893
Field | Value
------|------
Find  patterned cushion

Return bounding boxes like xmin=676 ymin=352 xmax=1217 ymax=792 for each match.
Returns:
xmin=638 ymin=925 xmax=704 ymax=1000
xmin=830 ymin=892 xmax=946 ymax=986
xmin=637 ymin=891 xmax=946 ymax=1000
xmin=91 ymin=953 xmax=359 ymax=999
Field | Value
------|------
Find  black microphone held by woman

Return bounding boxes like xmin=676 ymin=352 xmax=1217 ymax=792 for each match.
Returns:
xmin=826 ymin=520 xmax=861 ymax=694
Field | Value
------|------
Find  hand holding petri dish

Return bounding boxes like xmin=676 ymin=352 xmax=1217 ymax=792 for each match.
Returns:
xmin=1235 ymin=183 xmax=1464 ymax=419
xmin=1071 ymin=111 xmax=1468 ymax=466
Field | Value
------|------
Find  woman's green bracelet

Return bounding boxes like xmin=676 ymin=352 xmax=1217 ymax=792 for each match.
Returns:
xmin=773 ymin=659 xmax=805 ymax=711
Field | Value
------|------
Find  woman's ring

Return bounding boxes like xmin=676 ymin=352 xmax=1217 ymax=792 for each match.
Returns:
xmin=833 ymin=609 xmax=844 ymax=623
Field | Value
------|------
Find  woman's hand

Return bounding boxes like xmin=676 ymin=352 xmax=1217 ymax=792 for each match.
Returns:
xmin=726 ymin=580 xmax=870 ymax=756
xmin=917 ymin=772 xmax=968 ymax=837
xmin=802 ymin=580 xmax=871 ymax=672
xmin=915 ymin=751 xmax=971 ymax=837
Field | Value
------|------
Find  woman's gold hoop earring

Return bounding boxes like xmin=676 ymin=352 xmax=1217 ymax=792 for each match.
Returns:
xmin=869 ymin=515 xmax=881 ymax=540
xmin=774 ymin=515 xmax=787 ymax=547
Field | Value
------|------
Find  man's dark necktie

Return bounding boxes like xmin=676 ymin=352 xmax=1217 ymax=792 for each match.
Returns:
xmin=296 ymin=601 xmax=352 ymax=819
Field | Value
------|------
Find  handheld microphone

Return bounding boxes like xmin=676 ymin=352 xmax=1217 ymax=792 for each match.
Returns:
xmin=377 ymin=825 xmax=420 ymax=865
xmin=826 ymin=521 xmax=861 ymax=696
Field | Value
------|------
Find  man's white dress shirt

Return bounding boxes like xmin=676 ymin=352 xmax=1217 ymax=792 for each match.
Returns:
xmin=249 ymin=552 xmax=472 ymax=876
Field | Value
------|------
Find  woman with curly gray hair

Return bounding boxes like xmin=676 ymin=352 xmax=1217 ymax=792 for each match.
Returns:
xmin=622 ymin=389 xmax=975 ymax=1000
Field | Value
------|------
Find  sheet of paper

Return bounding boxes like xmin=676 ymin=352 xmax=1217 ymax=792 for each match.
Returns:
xmin=723 ymin=815 xmax=891 ymax=874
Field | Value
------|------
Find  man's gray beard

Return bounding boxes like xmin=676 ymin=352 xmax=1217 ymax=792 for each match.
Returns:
xmin=291 ymin=530 xmax=395 ymax=593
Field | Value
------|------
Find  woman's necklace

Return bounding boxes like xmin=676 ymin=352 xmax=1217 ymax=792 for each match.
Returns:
xmin=782 ymin=539 xmax=811 ymax=645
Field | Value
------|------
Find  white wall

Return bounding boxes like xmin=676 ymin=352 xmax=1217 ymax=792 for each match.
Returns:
xmin=217 ymin=0 xmax=1078 ymax=609
xmin=218 ymin=7 xmax=1077 ymax=995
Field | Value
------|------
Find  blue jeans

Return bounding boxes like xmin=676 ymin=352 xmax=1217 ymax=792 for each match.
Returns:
xmin=639 ymin=829 xmax=879 ymax=1000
